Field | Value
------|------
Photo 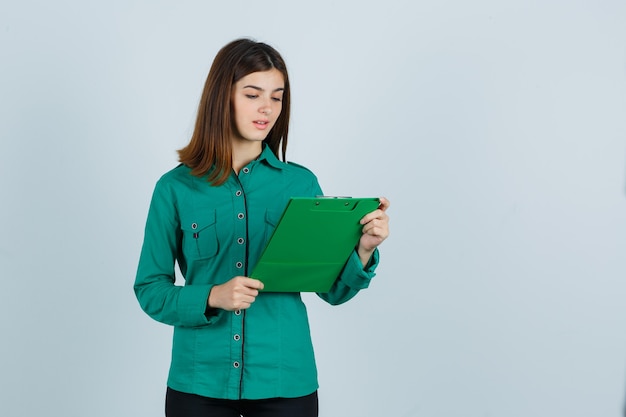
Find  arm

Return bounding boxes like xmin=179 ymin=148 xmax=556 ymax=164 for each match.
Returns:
xmin=318 ymin=197 xmax=390 ymax=305
xmin=133 ymin=180 xmax=217 ymax=328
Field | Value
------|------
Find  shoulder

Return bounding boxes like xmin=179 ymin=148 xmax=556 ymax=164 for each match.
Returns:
xmin=155 ymin=164 xmax=194 ymax=187
xmin=275 ymin=160 xmax=323 ymax=195
xmin=149 ymin=164 xmax=198 ymax=203
xmin=280 ymin=160 xmax=318 ymax=180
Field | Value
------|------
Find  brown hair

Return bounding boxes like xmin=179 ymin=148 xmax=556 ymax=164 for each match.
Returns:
xmin=177 ymin=38 xmax=291 ymax=185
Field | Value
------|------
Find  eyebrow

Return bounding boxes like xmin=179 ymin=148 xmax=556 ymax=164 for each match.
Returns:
xmin=242 ymin=85 xmax=285 ymax=93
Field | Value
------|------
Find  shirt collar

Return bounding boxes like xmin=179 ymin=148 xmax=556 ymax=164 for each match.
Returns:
xmin=256 ymin=143 xmax=284 ymax=170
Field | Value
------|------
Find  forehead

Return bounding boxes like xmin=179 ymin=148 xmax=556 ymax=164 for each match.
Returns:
xmin=235 ymin=69 xmax=285 ymax=89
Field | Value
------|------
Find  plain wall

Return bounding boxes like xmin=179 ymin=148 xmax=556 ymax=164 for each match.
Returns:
xmin=1 ymin=1 xmax=625 ymax=416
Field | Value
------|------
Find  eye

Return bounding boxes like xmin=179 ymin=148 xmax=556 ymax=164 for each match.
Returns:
xmin=272 ymin=97 xmax=282 ymax=102
xmin=245 ymin=94 xmax=258 ymax=99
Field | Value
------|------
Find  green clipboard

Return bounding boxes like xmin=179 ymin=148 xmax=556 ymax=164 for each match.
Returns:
xmin=250 ymin=197 xmax=380 ymax=293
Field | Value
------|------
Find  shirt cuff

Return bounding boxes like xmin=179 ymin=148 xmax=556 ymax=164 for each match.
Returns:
xmin=178 ymin=284 xmax=221 ymax=326
xmin=339 ymin=249 xmax=379 ymax=290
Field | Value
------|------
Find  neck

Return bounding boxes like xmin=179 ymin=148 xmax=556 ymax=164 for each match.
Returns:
xmin=232 ymin=140 xmax=263 ymax=174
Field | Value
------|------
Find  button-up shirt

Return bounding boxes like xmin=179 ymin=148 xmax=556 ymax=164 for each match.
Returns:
xmin=134 ymin=145 xmax=379 ymax=400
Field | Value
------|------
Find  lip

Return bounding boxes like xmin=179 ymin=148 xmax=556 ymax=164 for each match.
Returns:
xmin=253 ymin=120 xmax=270 ymax=130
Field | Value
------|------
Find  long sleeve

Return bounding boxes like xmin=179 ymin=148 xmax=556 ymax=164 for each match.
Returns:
xmin=134 ymin=179 xmax=220 ymax=328
xmin=317 ymin=248 xmax=379 ymax=305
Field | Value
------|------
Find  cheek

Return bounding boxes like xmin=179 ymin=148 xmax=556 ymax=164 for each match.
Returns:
xmin=234 ymin=104 xmax=250 ymax=123
xmin=273 ymin=104 xmax=283 ymax=119
xmin=233 ymin=112 xmax=246 ymax=133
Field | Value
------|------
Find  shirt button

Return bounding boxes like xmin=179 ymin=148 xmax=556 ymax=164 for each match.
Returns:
xmin=242 ymin=167 xmax=250 ymax=174
xmin=235 ymin=190 xmax=242 ymax=197
xmin=234 ymin=309 xmax=241 ymax=315
xmin=236 ymin=261 xmax=243 ymax=269
xmin=233 ymin=361 xmax=240 ymax=368
xmin=233 ymin=334 xmax=241 ymax=341
xmin=237 ymin=213 xmax=245 ymax=220
xmin=237 ymin=237 xmax=244 ymax=245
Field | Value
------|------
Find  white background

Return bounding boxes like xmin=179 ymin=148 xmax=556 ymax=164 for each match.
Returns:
xmin=1 ymin=1 xmax=625 ymax=416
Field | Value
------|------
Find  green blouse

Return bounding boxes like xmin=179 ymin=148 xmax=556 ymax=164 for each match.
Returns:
xmin=134 ymin=145 xmax=379 ymax=400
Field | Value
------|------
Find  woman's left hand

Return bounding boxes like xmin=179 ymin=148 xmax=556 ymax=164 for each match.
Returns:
xmin=357 ymin=197 xmax=390 ymax=266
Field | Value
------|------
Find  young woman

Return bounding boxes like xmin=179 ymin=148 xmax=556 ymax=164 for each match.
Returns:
xmin=134 ymin=38 xmax=390 ymax=417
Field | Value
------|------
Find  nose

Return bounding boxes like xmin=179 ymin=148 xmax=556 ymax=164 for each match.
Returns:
xmin=259 ymin=96 xmax=273 ymax=116
xmin=259 ymin=104 xmax=271 ymax=116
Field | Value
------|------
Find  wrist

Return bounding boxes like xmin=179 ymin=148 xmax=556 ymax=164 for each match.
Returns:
xmin=207 ymin=285 xmax=219 ymax=309
xmin=357 ymin=246 xmax=375 ymax=268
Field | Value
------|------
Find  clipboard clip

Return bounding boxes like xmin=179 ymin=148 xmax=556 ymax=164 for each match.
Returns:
xmin=314 ymin=195 xmax=352 ymax=205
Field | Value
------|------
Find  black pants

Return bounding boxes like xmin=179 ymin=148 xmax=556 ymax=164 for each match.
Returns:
xmin=165 ymin=387 xmax=319 ymax=417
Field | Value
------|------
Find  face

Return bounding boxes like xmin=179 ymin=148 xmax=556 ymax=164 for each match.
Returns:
xmin=231 ymin=68 xmax=285 ymax=145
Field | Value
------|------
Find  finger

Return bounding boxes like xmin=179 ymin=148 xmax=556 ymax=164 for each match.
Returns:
xmin=360 ymin=210 xmax=382 ymax=225
xmin=359 ymin=198 xmax=390 ymax=224
xmin=235 ymin=289 xmax=259 ymax=300
xmin=362 ymin=220 xmax=389 ymax=237
xmin=243 ymin=277 xmax=264 ymax=289
xmin=239 ymin=277 xmax=265 ymax=290
xmin=239 ymin=293 xmax=257 ymax=304
xmin=363 ymin=225 xmax=388 ymax=239
xmin=361 ymin=218 xmax=380 ymax=234
xmin=235 ymin=300 xmax=252 ymax=310
xmin=233 ymin=293 xmax=257 ymax=309
xmin=360 ymin=209 xmax=389 ymax=226
xmin=377 ymin=197 xmax=390 ymax=212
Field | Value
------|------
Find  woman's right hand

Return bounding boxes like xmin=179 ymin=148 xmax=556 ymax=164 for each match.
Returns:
xmin=207 ymin=277 xmax=264 ymax=311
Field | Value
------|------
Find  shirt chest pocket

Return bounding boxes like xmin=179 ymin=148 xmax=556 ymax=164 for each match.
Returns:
xmin=181 ymin=209 xmax=219 ymax=260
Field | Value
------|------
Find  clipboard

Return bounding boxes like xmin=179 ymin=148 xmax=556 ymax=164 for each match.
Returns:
xmin=250 ymin=197 xmax=380 ymax=292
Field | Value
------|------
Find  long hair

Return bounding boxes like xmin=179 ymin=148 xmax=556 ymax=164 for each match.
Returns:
xmin=177 ymin=38 xmax=291 ymax=185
